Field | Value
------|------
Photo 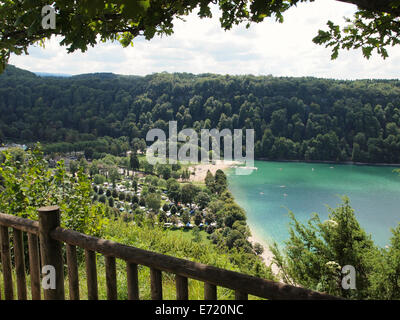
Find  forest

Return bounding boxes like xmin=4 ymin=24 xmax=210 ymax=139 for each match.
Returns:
xmin=2 ymin=65 xmax=400 ymax=163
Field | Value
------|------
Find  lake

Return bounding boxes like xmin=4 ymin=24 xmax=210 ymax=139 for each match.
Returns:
xmin=227 ymin=161 xmax=400 ymax=248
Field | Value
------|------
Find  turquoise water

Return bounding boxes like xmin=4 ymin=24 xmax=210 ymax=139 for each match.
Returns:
xmin=227 ymin=161 xmax=400 ymax=248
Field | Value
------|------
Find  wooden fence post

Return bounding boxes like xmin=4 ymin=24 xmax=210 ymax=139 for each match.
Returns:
xmin=127 ymin=262 xmax=139 ymax=300
xmin=235 ymin=290 xmax=248 ymax=300
xmin=0 ymin=226 xmax=14 ymax=300
xmin=13 ymin=228 xmax=27 ymax=300
xmin=66 ymin=244 xmax=80 ymax=300
xmin=85 ymin=249 xmax=98 ymax=300
xmin=105 ymin=256 xmax=117 ymax=300
xmin=176 ymin=275 xmax=188 ymax=300
xmin=150 ymin=268 xmax=163 ymax=300
xmin=38 ymin=206 xmax=65 ymax=300
xmin=28 ymin=233 xmax=41 ymax=300
xmin=204 ymin=282 xmax=217 ymax=300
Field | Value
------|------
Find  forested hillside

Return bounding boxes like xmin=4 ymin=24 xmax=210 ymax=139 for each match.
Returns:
xmin=2 ymin=65 xmax=400 ymax=163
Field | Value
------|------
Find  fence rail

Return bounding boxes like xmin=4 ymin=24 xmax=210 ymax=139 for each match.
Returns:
xmin=0 ymin=207 xmax=341 ymax=300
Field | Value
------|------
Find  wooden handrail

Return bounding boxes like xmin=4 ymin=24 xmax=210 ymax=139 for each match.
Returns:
xmin=0 ymin=210 xmax=342 ymax=300
xmin=50 ymin=226 xmax=339 ymax=300
xmin=0 ymin=213 xmax=39 ymax=235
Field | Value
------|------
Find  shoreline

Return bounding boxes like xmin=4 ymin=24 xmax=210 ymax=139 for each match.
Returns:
xmin=256 ymin=158 xmax=400 ymax=167
xmin=190 ymin=160 xmax=282 ymax=278
xmin=248 ymin=230 xmax=281 ymax=277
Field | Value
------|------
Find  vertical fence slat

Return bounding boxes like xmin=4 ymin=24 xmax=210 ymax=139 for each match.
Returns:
xmin=38 ymin=206 xmax=65 ymax=300
xmin=235 ymin=290 xmax=248 ymax=300
xmin=85 ymin=249 xmax=98 ymax=300
xmin=150 ymin=268 xmax=162 ymax=300
xmin=105 ymin=256 xmax=117 ymax=300
xmin=176 ymin=275 xmax=188 ymax=300
xmin=0 ymin=226 xmax=14 ymax=300
xmin=13 ymin=228 xmax=27 ymax=300
xmin=204 ymin=282 xmax=217 ymax=300
xmin=126 ymin=262 xmax=139 ymax=300
xmin=66 ymin=244 xmax=80 ymax=300
xmin=28 ymin=233 xmax=41 ymax=300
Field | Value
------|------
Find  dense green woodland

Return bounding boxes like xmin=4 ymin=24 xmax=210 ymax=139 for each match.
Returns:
xmin=2 ymin=65 xmax=400 ymax=163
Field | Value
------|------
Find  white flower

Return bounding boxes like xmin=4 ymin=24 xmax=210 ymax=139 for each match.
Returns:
xmin=324 ymin=219 xmax=338 ymax=228
xmin=325 ymin=261 xmax=341 ymax=271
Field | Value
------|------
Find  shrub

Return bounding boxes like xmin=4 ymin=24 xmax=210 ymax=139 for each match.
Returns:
xmin=162 ymin=203 xmax=170 ymax=212
xmin=132 ymin=194 xmax=139 ymax=204
xmin=0 ymin=147 xmax=108 ymax=236
xmin=112 ymin=189 xmax=118 ymax=198
xmin=93 ymin=174 xmax=106 ymax=185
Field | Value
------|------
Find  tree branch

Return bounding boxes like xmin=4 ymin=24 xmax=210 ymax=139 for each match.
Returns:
xmin=335 ymin=0 xmax=400 ymax=15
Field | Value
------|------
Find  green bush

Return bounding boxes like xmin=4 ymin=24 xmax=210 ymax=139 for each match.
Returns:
xmin=93 ymin=174 xmax=106 ymax=185
xmin=0 ymin=147 xmax=108 ymax=236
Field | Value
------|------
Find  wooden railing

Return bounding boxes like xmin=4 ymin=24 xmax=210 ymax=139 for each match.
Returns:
xmin=0 ymin=206 xmax=340 ymax=300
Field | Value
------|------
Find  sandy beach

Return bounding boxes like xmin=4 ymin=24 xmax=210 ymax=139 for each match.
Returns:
xmin=248 ymin=233 xmax=281 ymax=277
xmin=189 ymin=160 xmax=239 ymax=182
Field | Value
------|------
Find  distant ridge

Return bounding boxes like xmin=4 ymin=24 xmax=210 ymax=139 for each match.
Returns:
xmin=4 ymin=64 xmax=400 ymax=82
xmin=71 ymin=72 xmax=118 ymax=80
xmin=1 ymin=65 xmax=145 ymax=80
xmin=3 ymin=65 xmax=36 ymax=78
xmin=35 ymin=72 xmax=71 ymax=78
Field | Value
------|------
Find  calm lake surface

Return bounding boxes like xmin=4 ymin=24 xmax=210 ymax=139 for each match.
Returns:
xmin=227 ymin=161 xmax=400 ymax=248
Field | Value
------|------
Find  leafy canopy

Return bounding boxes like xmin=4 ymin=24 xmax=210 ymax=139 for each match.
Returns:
xmin=313 ymin=1 xmax=400 ymax=60
xmin=2 ymin=0 xmax=400 ymax=72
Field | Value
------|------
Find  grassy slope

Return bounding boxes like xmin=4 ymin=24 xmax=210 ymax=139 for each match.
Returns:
xmin=63 ymin=219 xmax=264 ymax=300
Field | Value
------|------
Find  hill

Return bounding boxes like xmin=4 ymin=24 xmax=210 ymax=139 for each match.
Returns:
xmin=1 ymin=65 xmax=400 ymax=163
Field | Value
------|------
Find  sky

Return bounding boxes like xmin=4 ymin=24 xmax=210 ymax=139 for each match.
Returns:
xmin=9 ymin=0 xmax=400 ymax=80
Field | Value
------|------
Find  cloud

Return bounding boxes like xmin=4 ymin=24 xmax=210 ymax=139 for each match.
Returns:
xmin=8 ymin=0 xmax=400 ymax=79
